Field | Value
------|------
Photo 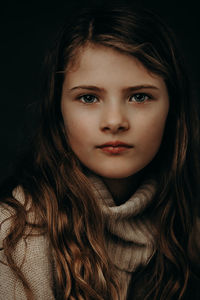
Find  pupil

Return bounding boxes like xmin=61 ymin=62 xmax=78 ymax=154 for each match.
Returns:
xmin=85 ymin=95 xmax=94 ymax=102
xmin=135 ymin=94 xmax=145 ymax=102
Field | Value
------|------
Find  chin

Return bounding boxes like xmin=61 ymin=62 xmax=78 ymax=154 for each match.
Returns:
xmin=93 ymin=168 xmax=139 ymax=179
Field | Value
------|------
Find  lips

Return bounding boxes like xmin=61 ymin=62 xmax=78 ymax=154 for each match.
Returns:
xmin=97 ymin=141 xmax=133 ymax=154
xmin=98 ymin=141 xmax=132 ymax=148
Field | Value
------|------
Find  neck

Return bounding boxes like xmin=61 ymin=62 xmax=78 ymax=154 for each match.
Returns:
xmin=101 ymin=173 xmax=143 ymax=205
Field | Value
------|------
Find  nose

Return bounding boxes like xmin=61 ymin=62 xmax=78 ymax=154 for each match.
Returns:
xmin=100 ymin=105 xmax=129 ymax=134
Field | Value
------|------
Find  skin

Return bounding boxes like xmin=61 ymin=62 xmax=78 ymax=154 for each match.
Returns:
xmin=61 ymin=44 xmax=169 ymax=204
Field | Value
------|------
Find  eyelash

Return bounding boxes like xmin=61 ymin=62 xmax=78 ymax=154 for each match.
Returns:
xmin=129 ymin=93 xmax=152 ymax=103
xmin=78 ymin=94 xmax=98 ymax=104
xmin=77 ymin=93 xmax=152 ymax=104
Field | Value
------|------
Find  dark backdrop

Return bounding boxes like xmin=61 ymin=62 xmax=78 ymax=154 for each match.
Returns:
xmin=0 ymin=0 xmax=199 ymax=181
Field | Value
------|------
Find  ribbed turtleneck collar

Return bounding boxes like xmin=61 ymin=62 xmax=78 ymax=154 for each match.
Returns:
xmin=88 ymin=173 xmax=157 ymax=299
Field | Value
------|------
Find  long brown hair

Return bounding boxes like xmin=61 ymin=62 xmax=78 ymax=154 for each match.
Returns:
xmin=1 ymin=3 xmax=199 ymax=299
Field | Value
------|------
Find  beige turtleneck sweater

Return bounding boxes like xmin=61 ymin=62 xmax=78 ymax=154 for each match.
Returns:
xmin=0 ymin=176 xmax=199 ymax=299
xmin=89 ymin=175 xmax=157 ymax=299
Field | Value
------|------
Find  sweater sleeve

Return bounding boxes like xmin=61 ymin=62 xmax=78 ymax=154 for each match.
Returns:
xmin=0 ymin=191 xmax=56 ymax=300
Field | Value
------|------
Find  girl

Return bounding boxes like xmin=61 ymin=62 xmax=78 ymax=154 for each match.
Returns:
xmin=0 ymin=4 xmax=199 ymax=300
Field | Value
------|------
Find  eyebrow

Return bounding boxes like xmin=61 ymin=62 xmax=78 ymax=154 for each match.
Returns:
xmin=67 ymin=84 xmax=160 ymax=93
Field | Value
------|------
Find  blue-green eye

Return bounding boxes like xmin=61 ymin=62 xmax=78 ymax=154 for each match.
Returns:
xmin=130 ymin=93 xmax=150 ymax=103
xmin=79 ymin=94 xmax=98 ymax=103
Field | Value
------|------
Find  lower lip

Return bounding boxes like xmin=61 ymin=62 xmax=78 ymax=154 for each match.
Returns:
xmin=99 ymin=146 xmax=132 ymax=154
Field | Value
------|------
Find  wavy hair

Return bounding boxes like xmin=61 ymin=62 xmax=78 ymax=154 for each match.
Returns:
xmin=1 ymin=3 xmax=199 ymax=300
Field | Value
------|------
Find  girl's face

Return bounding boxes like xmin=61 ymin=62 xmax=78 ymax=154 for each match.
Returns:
xmin=61 ymin=45 xmax=169 ymax=179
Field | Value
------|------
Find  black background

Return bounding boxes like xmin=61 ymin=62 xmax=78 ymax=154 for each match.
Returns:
xmin=0 ymin=0 xmax=199 ymax=181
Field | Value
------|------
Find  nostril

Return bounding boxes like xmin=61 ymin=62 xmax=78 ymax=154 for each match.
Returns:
xmin=102 ymin=126 xmax=110 ymax=131
xmin=101 ymin=123 xmax=129 ymax=133
xmin=100 ymin=114 xmax=129 ymax=133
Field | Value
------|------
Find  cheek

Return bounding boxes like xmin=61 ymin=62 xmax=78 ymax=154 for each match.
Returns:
xmin=62 ymin=110 xmax=97 ymax=147
xmin=64 ymin=119 xmax=84 ymax=146
xmin=136 ymin=110 xmax=168 ymax=151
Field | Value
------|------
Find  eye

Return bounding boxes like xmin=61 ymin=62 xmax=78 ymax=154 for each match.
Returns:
xmin=129 ymin=93 xmax=151 ymax=103
xmin=79 ymin=94 xmax=98 ymax=104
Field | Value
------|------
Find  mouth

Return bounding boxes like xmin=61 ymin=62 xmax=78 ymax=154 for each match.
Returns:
xmin=97 ymin=141 xmax=133 ymax=154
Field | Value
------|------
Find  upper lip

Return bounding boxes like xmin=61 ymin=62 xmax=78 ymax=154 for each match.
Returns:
xmin=97 ymin=141 xmax=133 ymax=148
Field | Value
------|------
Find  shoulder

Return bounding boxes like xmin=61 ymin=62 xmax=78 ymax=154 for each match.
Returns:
xmin=0 ymin=185 xmax=48 ymax=252
xmin=0 ymin=186 xmax=26 ymax=246
xmin=0 ymin=185 xmax=47 ymax=246
xmin=0 ymin=187 xmax=56 ymax=299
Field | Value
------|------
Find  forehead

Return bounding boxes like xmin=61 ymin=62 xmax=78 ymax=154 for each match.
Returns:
xmin=64 ymin=44 xmax=166 ymax=90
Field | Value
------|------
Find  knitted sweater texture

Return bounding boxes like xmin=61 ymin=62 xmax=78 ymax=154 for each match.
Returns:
xmin=89 ymin=175 xmax=157 ymax=299
xmin=0 ymin=176 xmax=199 ymax=299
